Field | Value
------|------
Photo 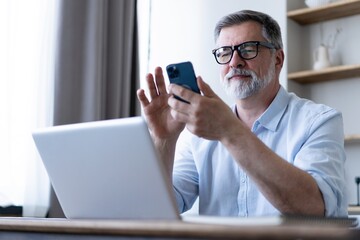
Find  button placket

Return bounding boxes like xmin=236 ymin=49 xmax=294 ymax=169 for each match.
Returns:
xmin=237 ymin=171 xmax=248 ymax=217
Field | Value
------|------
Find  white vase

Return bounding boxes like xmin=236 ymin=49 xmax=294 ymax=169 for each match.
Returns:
xmin=313 ymin=45 xmax=331 ymax=70
xmin=305 ymin=0 xmax=332 ymax=8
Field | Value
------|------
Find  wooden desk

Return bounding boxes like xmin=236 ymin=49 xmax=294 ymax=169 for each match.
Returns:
xmin=0 ymin=217 xmax=359 ymax=240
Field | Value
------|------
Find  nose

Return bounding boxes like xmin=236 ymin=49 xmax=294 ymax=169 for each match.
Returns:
xmin=229 ymin=50 xmax=245 ymax=68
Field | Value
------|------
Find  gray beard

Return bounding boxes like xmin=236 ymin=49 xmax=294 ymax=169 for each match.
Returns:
xmin=221 ymin=61 xmax=275 ymax=100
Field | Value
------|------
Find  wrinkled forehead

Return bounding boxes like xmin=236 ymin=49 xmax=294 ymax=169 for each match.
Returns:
xmin=216 ymin=21 xmax=265 ymax=47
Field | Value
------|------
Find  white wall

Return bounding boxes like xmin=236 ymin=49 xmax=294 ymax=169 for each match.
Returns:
xmin=139 ymin=0 xmax=287 ymax=106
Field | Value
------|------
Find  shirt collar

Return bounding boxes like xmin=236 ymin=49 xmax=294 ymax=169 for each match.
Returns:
xmin=233 ymin=86 xmax=290 ymax=132
xmin=255 ymin=86 xmax=289 ymax=132
xmin=232 ymin=86 xmax=290 ymax=132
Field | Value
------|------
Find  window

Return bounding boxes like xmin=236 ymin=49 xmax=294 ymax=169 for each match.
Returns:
xmin=0 ymin=0 xmax=57 ymax=217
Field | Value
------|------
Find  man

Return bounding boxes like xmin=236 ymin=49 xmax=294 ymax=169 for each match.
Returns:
xmin=137 ymin=10 xmax=347 ymax=217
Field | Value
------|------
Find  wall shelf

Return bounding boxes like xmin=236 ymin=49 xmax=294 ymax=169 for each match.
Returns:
xmin=348 ymin=205 xmax=360 ymax=214
xmin=288 ymin=0 xmax=360 ymax=25
xmin=288 ymin=64 xmax=360 ymax=84
xmin=345 ymin=134 xmax=360 ymax=144
xmin=348 ymin=206 xmax=360 ymax=214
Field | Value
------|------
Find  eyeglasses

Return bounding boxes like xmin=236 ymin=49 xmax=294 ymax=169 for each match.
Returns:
xmin=212 ymin=41 xmax=276 ymax=65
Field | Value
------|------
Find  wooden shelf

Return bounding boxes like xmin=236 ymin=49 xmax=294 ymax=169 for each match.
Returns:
xmin=288 ymin=64 xmax=360 ymax=84
xmin=288 ymin=0 xmax=360 ymax=25
xmin=345 ymin=134 xmax=360 ymax=144
xmin=348 ymin=205 xmax=360 ymax=214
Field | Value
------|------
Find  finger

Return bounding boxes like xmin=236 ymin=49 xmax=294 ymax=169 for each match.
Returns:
xmin=197 ymin=76 xmax=218 ymax=98
xmin=168 ymin=94 xmax=188 ymax=110
xmin=145 ymin=73 xmax=159 ymax=100
xmin=137 ymin=88 xmax=150 ymax=107
xmin=169 ymin=103 xmax=188 ymax=123
xmin=167 ymin=94 xmax=194 ymax=125
xmin=154 ymin=66 xmax=167 ymax=95
xmin=168 ymin=84 xmax=193 ymax=104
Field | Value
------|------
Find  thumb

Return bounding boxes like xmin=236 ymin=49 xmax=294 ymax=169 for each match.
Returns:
xmin=197 ymin=76 xmax=218 ymax=98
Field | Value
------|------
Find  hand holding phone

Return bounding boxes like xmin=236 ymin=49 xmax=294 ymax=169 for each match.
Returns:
xmin=166 ymin=61 xmax=200 ymax=103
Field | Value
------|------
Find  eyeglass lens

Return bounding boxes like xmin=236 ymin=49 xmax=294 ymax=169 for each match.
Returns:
xmin=215 ymin=42 xmax=259 ymax=64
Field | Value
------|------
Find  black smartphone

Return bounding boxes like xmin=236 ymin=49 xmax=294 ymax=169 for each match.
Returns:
xmin=166 ymin=61 xmax=200 ymax=103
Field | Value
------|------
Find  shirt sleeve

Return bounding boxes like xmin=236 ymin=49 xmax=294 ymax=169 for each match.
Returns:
xmin=293 ymin=108 xmax=347 ymax=217
xmin=173 ymin=129 xmax=199 ymax=213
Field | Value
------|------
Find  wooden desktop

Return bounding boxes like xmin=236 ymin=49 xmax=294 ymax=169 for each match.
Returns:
xmin=0 ymin=217 xmax=359 ymax=240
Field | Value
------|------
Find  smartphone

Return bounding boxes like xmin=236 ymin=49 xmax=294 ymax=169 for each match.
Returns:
xmin=166 ymin=61 xmax=200 ymax=103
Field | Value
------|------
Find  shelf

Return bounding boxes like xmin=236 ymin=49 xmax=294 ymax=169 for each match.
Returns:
xmin=288 ymin=64 xmax=360 ymax=84
xmin=345 ymin=134 xmax=360 ymax=144
xmin=288 ymin=0 xmax=360 ymax=25
xmin=348 ymin=205 xmax=360 ymax=215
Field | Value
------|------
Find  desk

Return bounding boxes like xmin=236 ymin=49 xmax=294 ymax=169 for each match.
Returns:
xmin=0 ymin=217 xmax=359 ymax=240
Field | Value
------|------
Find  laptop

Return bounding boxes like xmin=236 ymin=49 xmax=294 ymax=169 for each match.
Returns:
xmin=32 ymin=116 xmax=359 ymax=228
xmin=32 ymin=116 xmax=179 ymax=220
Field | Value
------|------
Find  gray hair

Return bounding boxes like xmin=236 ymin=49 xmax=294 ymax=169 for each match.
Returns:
xmin=214 ymin=10 xmax=283 ymax=49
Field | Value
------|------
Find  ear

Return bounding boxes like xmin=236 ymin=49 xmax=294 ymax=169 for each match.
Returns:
xmin=275 ymin=49 xmax=285 ymax=70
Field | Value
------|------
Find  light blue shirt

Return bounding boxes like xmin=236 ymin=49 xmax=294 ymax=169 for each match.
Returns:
xmin=173 ymin=86 xmax=347 ymax=217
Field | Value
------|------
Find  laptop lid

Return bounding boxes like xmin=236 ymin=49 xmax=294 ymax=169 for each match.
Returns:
xmin=32 ymin=117 xmax=180 ymax=220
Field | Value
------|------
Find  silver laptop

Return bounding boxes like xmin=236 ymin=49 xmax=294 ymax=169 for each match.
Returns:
xmin=32 ymin=116 xmax=180 ymax=220
xmin=32 ymin=116 xmax=281 ymax=224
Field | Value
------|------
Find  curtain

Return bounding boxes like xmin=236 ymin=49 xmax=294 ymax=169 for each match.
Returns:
xmin=48 ymin=0 xmax=139 ymax=217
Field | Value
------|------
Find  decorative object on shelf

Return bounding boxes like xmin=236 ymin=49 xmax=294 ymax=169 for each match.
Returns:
xmin=313 ymin=44 xmax=331 ymax=70
xmin=305 ymin=0 xmax=342 ymax=8
xmin=305 ymin=0 xmax=332 ymax=8
xmin=312 ymin=26 xmax=342 ymax=70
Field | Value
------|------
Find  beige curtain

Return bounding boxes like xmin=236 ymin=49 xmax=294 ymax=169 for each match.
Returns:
xmin=48 ymin=0 xmax=139 ymax=217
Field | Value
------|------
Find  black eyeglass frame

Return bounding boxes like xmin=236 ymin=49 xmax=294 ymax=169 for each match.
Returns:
xmin=212 ymin=41 xmax=276 ymax=65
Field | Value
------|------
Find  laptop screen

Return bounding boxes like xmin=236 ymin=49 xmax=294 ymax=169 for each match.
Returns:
xmin=32 ymin=117 xmax=180 ymax=220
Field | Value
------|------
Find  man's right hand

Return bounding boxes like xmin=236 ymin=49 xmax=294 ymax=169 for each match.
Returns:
xmin=137 ymin=67 xmax=186 ymax=176
xmin=137 ymin=66 xmax=185 ymax=152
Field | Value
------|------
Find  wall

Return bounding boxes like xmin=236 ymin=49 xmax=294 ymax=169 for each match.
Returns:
xmin=287 ymin=1 xmax=360 ymax=205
